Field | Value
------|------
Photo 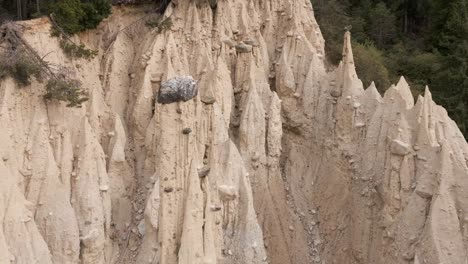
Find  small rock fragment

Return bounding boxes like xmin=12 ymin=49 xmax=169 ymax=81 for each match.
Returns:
xmin=222 ymin=38 xmax=237 ymax=47
xmin=416 ymin=188 xmax=433 ymax=199
xmin=243 ymin=39 xmax=259 ymax=47
xmin=201 ymin=94 xmax=216 ymax=104
xmin=251 ymin=152 xmax=260 ymax=162
xmin=235 ymin=42 xmax=253 ymax=53
xmin=355 ymin=122 xmax=365 ymax=128
xmin=210 ymin=205 xmax=222 ymax=211
xmin=198 ymin=167 xmax=210 ymax=178
xmin=138 ymin=220 xmax=146 ymax=236
xmin=330 ymin=89 xmax=342 ymax=97
xmin=182 ymin=128 xmax=192 ymax=134
xmin=150 ymin=76 xmax=161 ymax=83
xmin=164 ymin=187 xmax=174 ymax=193
xmin=80 ymin=229 xmax=99 ymax=247
xmin=218 ymin=185 xmax=237 ymax=201
xmin=415 ymin=178 xmax=435 ymax=199
xmin=390 ymin=140 xmax=411 ymax=156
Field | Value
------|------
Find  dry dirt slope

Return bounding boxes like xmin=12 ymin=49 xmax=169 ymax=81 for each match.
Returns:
xmin=0 ymin=1 xmax=467 ymax=264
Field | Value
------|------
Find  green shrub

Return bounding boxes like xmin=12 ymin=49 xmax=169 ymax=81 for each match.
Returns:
xmin=50 ymin=0 xmax=111 ymax=35
xmin=50 ymin=0 xmax=109 ymax=60
xmin=44 ymin=76 xmax=89 ymax=107
xmin=80 ymin=0 xmax=111 ymax=30
xmin=353 ymin=41 xmax=391 ymax=92
xmin=49 ymin=0 xmax=85 ymax=34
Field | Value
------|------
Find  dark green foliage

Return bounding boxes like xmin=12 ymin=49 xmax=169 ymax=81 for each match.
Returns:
xmin=79 ymin=0 xmax=111 ymax=30
xmin=49 ymin=0 xmax=106 ymax=60
xmin=0 ymin=48 xmax=43 ymax=86
xmin=312 ymin=0 xmax=468 ymax=138
xmin=49 ymin=0 xmax=111 ymax=35
xmin=367 ymin=2 xmax=397 ymax=48
xmin=49 ymin=0 xmax=84 ymax=34
xmin=386 ymin=43 xmax=444 ymax=96
xmin=312 ymin=0 xmax=351 ymax=64
xmin=352 ymin=41 xmax=391 ymax=92
xmin=44 ymin=76 xmax=88 ymax=107
xmin=59 ymin=39 xmax=98 ymax=60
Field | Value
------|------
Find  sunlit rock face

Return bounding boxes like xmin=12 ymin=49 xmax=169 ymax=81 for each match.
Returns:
xmin=0 ymin=2 xmax=467 ymax=264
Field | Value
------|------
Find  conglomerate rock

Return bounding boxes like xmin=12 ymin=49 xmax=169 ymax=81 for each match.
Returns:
xmin=157 ymin=76 xmax=198 ymax=104
xmin=0 ymin=2 xmax=467 ymax=264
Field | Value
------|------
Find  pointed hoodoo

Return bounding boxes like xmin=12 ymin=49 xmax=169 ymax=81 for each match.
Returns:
xmin=395 ymin=76 xmax=414 ymax=109
xmin=335 ymin=30 xmax=363 ymax=96
xmin=423 ymin=85 xmax=432 ymax=101
xmin=415 ymin=85 xmax=439 ymax=147
xmin=364 ymin=81 xmax=382 ymax=101
xmin=342 ymin=31 xmax=355 ymax=68
xmin=341 ymin=30 xmax=358 ymax=80
xmin=367 ymin=82 xmax=378 ymax=95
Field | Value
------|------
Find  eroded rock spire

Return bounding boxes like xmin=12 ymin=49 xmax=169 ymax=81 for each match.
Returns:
xmin=0 ymin=1 xmax=467 ymax=264
xmin=336 ymin=31 xmax=363 ymax=98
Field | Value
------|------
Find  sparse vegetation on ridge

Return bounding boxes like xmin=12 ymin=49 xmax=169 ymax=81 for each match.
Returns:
xmin=44 ymin=73 xmax=88 ymax=107
xmin=49 ymin=13 xmax=98 ymax=60
xmin=0 ymin=23 xmax=88 ymax=107
xmin=0 ymin=47 xmax=44 ymax=86
xmin=59 ymin=39 xmax=98 ymax=60
xmin=145 ymin=16 xmax=173 ymax=33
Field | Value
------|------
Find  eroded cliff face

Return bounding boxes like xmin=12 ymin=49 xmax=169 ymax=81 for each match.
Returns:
xmin=0 ymin=1 xmax=467 ymax=264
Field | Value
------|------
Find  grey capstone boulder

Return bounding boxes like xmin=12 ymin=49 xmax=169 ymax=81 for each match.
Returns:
xmin=158 ymin=76 xmax=198 ymax=104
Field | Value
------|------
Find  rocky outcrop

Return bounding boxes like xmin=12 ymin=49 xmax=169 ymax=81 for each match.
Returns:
xmin=0 ymin=1 xmax=467 ymax=264
xmin=157 ymin=76 xmax=198 ymax=104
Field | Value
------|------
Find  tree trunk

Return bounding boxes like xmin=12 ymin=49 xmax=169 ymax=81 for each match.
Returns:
xmin=17 ymin=0 xmax=22 ymax=20
xmin=21 ymin=0 xmax=28 ymax=19
xmin=403 ymin=0 xmax=408 ymax=33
